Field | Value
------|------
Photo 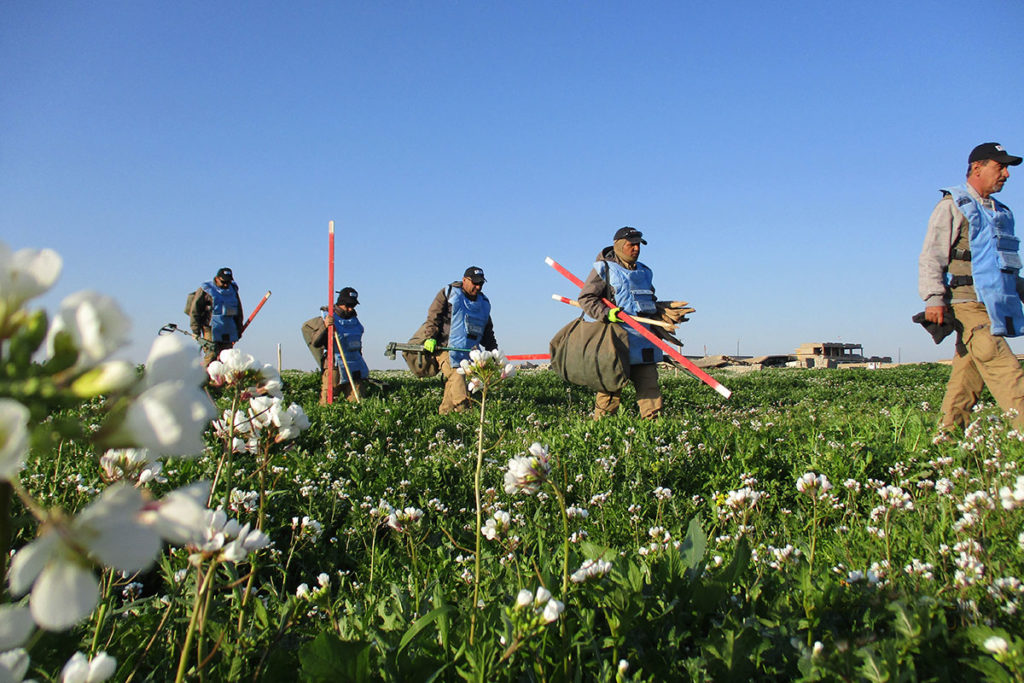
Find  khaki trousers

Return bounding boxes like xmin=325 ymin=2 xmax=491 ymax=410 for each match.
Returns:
xmin=438 ymin=352 xmax=470 ymax=414
xmin=319 ymin=364 xmax=364 ymax=404
xmin=594 ymin=363 xmax=662 ymax=420
xmin=941 ymin=302 xmax=1024 ymax=430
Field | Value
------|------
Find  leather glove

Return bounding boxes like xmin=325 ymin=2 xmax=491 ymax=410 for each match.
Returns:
xmin=423 ymin=338 xmax=437 ymax=353
xmin=607 ymin=307 xmax=624 ymax=323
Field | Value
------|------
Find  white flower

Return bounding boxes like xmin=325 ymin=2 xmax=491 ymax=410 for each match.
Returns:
xmin=984 ymin=635 xmax=1008 ymax=655
xmin=503 ymin=443 xmax=551 ymax=495
xmin=60 ymin=651 xmax=116 ymax=683
xmin=317 ymin=573 xmax=330 ymax=588
xmin=541 ymin=598 xmax=565 ymax=623
xmin=0 ymin=649 xmax=30 ymax=682
xmin=515 ymin=589 xmax=533 ymax=608
xmin=258 ymin=364 xmax=284 ymax=397
xmin=141 ymin=480 xmax=213 ymax=548
xmin=0 ymin=604 xmax=34 ymax=650
xmin=618 ymin=660 xmax=629 ymax=675
xmin=0 ymin=399 xmax=30 ymax=482
xmin=106 ymin=335 xmax=214 ymax=457
xmin=999 ymin=476 xmax=1024 ymax=510
xmin=99 ymin=448 xmax=164 ymax=486
xmin=0 ymin=241 xmax=62 ymax=317
xmin=9 ymin=484 xmax=161 ymax=630
xmin=482 ymin=510 xmax=511 ymax=540
xmin=220 ymin=522 xmax=269 ymax=563
xmin=47 ymin=291 xmax=131 ymax=368
xmin=296 ymin=583 xmax=310 ymax=599
xmin=570 ymin=558 xmax=613 ymax=583
xmin=796 ymin=472 xmax=832 ymax=499
xmin=207 ymin=349 xmax=256 ymax=386
xmin=272 ymin=402 xmax=310 ymax=442
xmin=534 ymin=586 xmax=551 ymax=605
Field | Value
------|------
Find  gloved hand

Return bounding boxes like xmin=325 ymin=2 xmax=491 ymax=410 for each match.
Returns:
xmin=423 ymin=338 xmax=437 ymax=353
xmin=607 ymin=307 xmax=624 ymax=323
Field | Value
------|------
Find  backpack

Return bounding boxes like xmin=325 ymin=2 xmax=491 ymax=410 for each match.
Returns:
xmin=549 ymin=317 xmax=630 ymax=392
xmin=301 ymin=317 xmax=328 ymax=370
xmin=184 ymin=290 xmax=197 ymax=316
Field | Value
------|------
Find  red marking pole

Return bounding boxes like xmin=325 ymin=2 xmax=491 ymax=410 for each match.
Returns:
xmin=506 ymin=354 xmax=550 ymax=361
xmin=327 ymin=221 xmax=335 ymax=404
xmin=241 ymin=290 xmax=271 ymax=333
xmin=551 ymin=294 xmax=675 ymax=330
xmin=545 ymin=256 xmax=731 ymax=399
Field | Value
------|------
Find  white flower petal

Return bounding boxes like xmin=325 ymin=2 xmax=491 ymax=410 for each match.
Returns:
xmin=8 ymin=534 xmax=60 ymax=597
xmin=0 ymin=399 xmax=30 ymax=482
xmin=74 ymin=484 xmax=160 ymax=572
xmin=0 ymin=605 xmax=34 ymax=650
xmin=31 ymin=560 xmax=99 ymax=631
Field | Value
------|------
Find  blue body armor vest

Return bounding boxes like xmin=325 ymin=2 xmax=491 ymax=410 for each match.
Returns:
xmin=600 ymin=260 xmax=663 ymax=365
xmin=333 ymin=314 xmax=368 ymax=382
xmin=447 ymin=287 xmax=491 ymax=366
xmin=944 ymin=184 xmax=1024 ymax=337
xmin=201 ymin=281 xmax=241 ymax=343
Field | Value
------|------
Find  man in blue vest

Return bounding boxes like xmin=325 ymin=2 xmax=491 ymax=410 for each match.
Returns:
xmin=189 ymin=267 xmax=244 ymax=366
xmin=579 ymin=227 xmax=663 ymax=419
xmin=317 ymin=286 xmax=368 ymax=404
xmin=919 ymin=142 xmax=1024 ymax=432
xmin=421 ymin=267 xmax=498 ymax=414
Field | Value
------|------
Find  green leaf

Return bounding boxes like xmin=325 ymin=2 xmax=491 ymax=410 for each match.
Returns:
xmin=678 ymin=516 xmax=707 ymax=572
xmin=887 ymin=601 xmax=919 ymax=642
xmin=299 ymin=631 xmax=372 ymax=683
xmin=397 ymin=605 xmax=454 ymax=656
xmin=856 ymin=647 xmax=890 ymax=683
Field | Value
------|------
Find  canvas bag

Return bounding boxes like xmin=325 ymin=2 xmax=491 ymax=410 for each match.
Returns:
xmin=549 ymin=317 xmax=630 ymax=392
xmin=404 ymin=320 xmax=441 ymax=378
xmin=301 ymin=316 xmax=327 ymax=370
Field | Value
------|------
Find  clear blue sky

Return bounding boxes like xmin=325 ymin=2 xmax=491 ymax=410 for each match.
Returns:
xmin=3 ymin=1 xmax=1023 ymax=371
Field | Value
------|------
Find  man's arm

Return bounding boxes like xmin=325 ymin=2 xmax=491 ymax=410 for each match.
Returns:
xmin=918 ymin=198 xmax=957 ymax=323
xmin=577 ymin=264 xmax=611 ymax=320
xmin=421 ymin=287 xmax=449 ymax=341
xmin=482 ymin=318 xmax=497 ymax=351
xmin=189 ymin=288 xmax=210 ymax=336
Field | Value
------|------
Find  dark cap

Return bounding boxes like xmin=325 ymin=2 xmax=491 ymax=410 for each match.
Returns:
xmin=463 ymin=266 xmax=486 ymax=284
xmin=969 ymin=142 xmax=1022 ymax=166
xmin=336 ymin=287 xmax=359 ymax=306
xmin=613 ymin=226 xmax=647 ymax=245
xmin=216 ymin=267 xmax=234 ymax=282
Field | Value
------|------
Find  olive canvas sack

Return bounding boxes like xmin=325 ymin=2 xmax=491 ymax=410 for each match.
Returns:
xmin=301 ymin=317 xmax=327 ymax=370
xmin=404 ymin=321 xmax=441 ymax=378
xmin=549 ymin=317 xmax=630 ymax=392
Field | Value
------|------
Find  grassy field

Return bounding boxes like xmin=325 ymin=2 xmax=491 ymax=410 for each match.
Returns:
xmin=10 ymin=360 xmax=1024 ymax=681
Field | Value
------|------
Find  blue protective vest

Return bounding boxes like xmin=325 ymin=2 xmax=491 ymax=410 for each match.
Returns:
xmin=201 ymin=281 xmax=241 ymax=343
xmin=944 ymin=185 xmax=1024 ymax=337
xmin=447 ymin=286 xmax=491 ymax=366
xmin=332 ymin=314 xmax=368 ymax=382
xmin=600 ymin=260 xmax=663 ymax=365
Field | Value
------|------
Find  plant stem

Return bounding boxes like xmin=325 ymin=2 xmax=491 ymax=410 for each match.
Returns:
xmin=470 ymin=387 xmax=487 ymax=645
xmin=175 ymin=560 xmax=218 ymax=683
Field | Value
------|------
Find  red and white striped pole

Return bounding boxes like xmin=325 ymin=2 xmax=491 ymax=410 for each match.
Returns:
xmin=326 ymin=221 xmax=335 ymax=404
xmin=545 ymin=256 xmax=731 ymax=399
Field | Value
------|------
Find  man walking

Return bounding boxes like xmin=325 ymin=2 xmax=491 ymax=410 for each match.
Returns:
xmin=919 ymin=142 xmax=1024 ymax=431
xmin=189 ymin=267 xmax=244 ymax=366
xmin=421 ymin=267 xmax=497 ymax=414
xmin=578 ymin=227 xmax=663 ymax=419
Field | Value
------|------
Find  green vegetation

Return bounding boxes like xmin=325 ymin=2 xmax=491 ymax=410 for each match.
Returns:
xmin=13 ymin=364 xmax=1024 ymax=680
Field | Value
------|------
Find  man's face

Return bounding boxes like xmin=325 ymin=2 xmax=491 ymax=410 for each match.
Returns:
xmin=214 ymin=276 xmax=231 ymax=288
xmin=462 ymin=277 xmax=483 ymax=296
xmin=622 ymin=241 xmax=641 ymax=260
xmin=335 ymin=303 xmax=355 ymax=316
xmin=972 ymin=160 xmax=1011 ymax=197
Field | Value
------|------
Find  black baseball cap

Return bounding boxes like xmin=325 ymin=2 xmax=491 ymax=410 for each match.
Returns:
xmin=216 ymin=267 xmax=233 ymax=282
xmin=463 ymin=266 xmax=486 ymax=284
xmin=969 ymin=142 xmax=1022 ymax=166
xmin=613 ymin=227 xmax=647 ymax=244
xmin=336 ymin=287 xmax=359 ymax=306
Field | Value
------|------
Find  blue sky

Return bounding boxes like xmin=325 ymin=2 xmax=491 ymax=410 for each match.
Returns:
xmin=3 ymin=1 xmax=1023 ymax=372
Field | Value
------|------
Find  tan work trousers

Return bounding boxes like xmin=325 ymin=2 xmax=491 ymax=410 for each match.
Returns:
xmin=319 ymin=364 xmax=364 ymax=404
xmin=941 ymin=302 xmax=1024 ymax=430
xmin=594 ymin=363 xmax=663 ymax=420
xmin=438 ymin=352 xmax=470 ymax=414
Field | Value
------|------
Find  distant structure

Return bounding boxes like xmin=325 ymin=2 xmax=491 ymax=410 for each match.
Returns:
xmin=690 ymin=341 xmax=893 ymax=371
xmin=791 ymin=342 xmax=892 ymax=368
